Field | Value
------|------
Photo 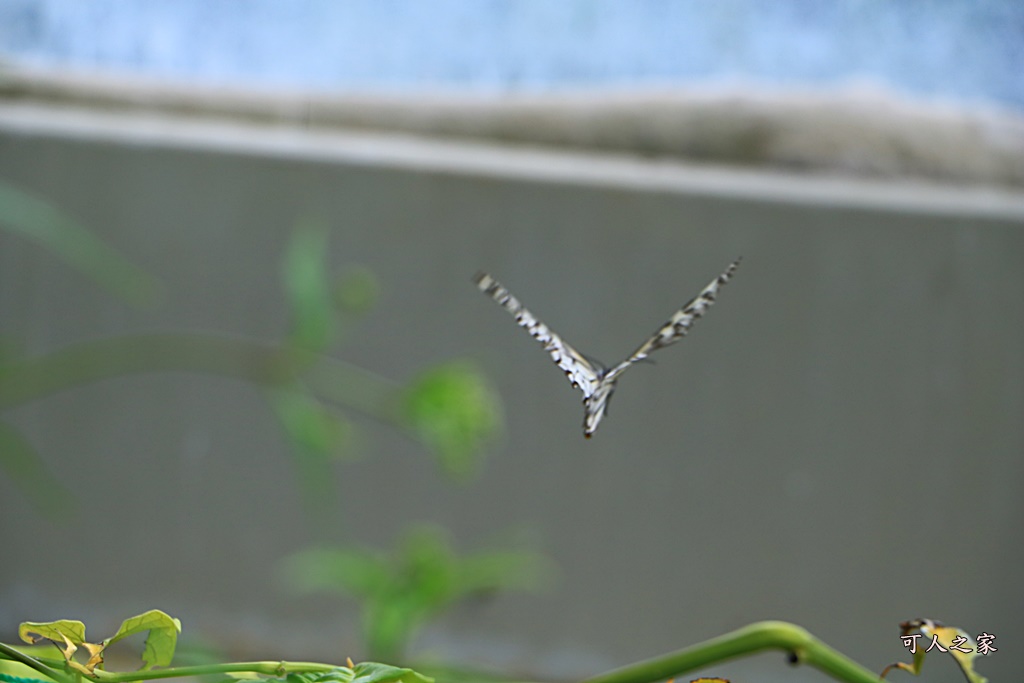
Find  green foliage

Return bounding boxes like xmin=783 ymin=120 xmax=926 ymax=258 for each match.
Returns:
xmin=18 ymin=621 xmax=86 ymax=649
xmin=0 ymin=183 xmax=161 ymax=307
xmin=271 ymin=383 xmax=356 ymax=508
xmin=273 ymin=386 xmax=354 ymax=460
xmin=283 ymin=525 xmax=550 ymax=662
xmin=0 ymin=185 xmax=524 ymax=664
xmin=0 ymin=187 xmax=502 ymax=511
xmin=0 ymin=181 xmax=163 ymax=515
xmin=402 ymin=362 xmax=502 ymax=481
xmin=0 ymin=611 xmax=432 ymax=683
xmin=2 ymin=612 xmax=943 ymax=683
xmin=274 ymin=219 xmax=497 ymax=492
xmin=105 ymin=610 xmax=183 ymax=671
xmin=260 ymin=662 xmax=431 ymax=683
xmin=17 ymin=609 xmax=180 ymax=676
xmin=283 ymin=221 xmax=335 ymax=353
xmin=213 ymin=662 xmax=429 ymax=683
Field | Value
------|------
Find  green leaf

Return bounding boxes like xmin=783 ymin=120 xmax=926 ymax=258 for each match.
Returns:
xmin=272 ymin=388 xmax=353 ymax=460
xmin=104 ymin=609 xmax=181 ymax=670
xmin=18 ymin=621 xmax=86 ymax=647
xmin=238 ymin=664 xmax=429 ymax=683
xmin=17 ymin=620 xmax=98 ymax=674
xmin=401 ymin=362 xmax=501 ymax=481
xmin=271 ymin=386 xmax=355 ymax=509
xmin=283 ymin=547 xmax=389 ymax=598
xmin=457 ymin=547 xmax=552 ymax=594
xmin=0 ymin=182 xmax=161 ymax=307
xmin=284 ymin=526 xmax=549 ymax=662
xmin=352 ymin=662 xmax=432 ymax=683
xmin=256 ymin=666 xmax=354 ymax=683
xmin=283 ymin=221 xmax=334 ymax=352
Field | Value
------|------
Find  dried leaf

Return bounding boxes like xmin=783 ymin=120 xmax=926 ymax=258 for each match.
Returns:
xmin=17 ymin=621 xmax=104 ymax=674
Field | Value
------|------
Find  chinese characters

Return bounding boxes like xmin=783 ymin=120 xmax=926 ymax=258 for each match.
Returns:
xmin=900 ymin=629 xmax=996 ymax=656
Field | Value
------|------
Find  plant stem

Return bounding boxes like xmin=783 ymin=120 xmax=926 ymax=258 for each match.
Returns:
xmin=87 ymin=661 xmax=337 ymax=683
xmin=3 ymin=622 xmax=887 ymax=683
xmin=580 ymin=621 xmax=882 ymax=683
xmin=0 ymin=652 xmax=341 ymax=683
xmin=0 ymin=333 xmax=398 ymax=419
xmin=0 ymin=643 xmax=73 ymax=683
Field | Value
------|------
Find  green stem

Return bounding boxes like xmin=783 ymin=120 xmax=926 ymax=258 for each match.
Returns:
xmin=88 ymin=661 xmax=337 ymax=683
xmin=1 ymin=622 xmax=887 ymax=683
xmin=581 ymin=621 xmax=882 ymax=683
xmin=0 ymin=333 xmax=399 ymax=420
xmin=0 ymin=648 xmax=340 ymax=683
xmin=0 ymin=643 xmax=73 ymax=683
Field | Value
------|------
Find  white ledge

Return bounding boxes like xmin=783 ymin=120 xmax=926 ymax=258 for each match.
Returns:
xmin=2 ymin=101 xmax=1023 ymax=221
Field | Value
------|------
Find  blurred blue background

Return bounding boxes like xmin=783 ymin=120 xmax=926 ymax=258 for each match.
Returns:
xmin=1 ymin=0 xmax=1022 ymax=110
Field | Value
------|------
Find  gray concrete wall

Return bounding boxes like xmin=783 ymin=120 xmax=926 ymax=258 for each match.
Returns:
xmin=4 ymin=67 xmax=1024 ymax=189
xmin=1 ymin=104 xmax=1022 ymax=683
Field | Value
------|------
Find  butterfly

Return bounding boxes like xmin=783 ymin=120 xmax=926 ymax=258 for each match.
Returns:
xmin=474 ymin=259 xmax=740 ymax=437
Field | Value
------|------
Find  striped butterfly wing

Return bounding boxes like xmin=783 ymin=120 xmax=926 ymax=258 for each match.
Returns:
xmin=606 ymin=258 xmax=741 ymax=382
xmin=474 ymin=272 xmax=601 ymax=398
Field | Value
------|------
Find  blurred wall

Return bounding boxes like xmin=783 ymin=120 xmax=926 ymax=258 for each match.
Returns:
xmin=3 ymin=1 xmax=1023 ymax=111
xmin=1 ymin=104 xmax=1022 ymax=683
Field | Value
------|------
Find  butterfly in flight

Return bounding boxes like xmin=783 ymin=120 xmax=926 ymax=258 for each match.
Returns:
xmin=474 ymin=259 xmax=740 ymax=438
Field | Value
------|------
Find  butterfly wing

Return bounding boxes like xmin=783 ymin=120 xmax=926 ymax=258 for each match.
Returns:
xmin=474 ymin=271 xmax=601 ymax=398
xmin=606 ymin=258 xmax=740 ymax=382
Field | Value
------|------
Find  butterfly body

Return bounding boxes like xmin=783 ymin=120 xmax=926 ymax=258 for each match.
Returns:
xmin=474 ymin=259 xmax=739 ymax=437
xmin=580 ymin=373 xmax=617 ymax=438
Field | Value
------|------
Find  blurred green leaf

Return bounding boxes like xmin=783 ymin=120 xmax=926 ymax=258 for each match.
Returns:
xmin=283 ymin=221 xmax=334 ymax=352
xmin=273 ymin=387 xmax=354 ymax=459
xmin=402 ymin=362 xmax=501 ymax=481
xmin=283 ymin=526 xmax=549 ymax=662
xmin=271 ymin=386 xmax=355 ymax=507
xmin=333 ymin=266 xmax=380 ymax=317
xmin=283 ymin=546 xmax=389 ymax=598
xmin=0 ymin=182 xmax=161 ymax=307
xmin=0 ymin=420 xmax=76 ymax=519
